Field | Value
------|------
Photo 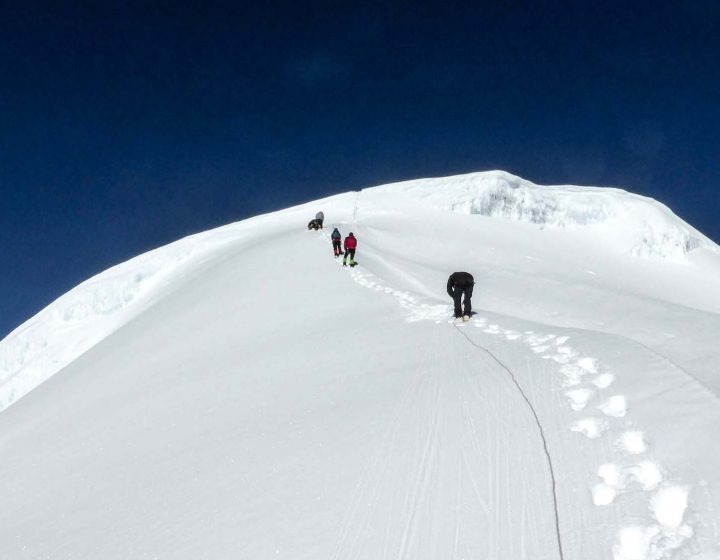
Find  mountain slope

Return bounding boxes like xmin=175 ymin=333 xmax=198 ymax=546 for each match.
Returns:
xmin=1 ymin=172 xmax=719 ymax=559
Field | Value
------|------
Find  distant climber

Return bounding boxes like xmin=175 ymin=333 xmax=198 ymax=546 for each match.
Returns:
xmin=308 ymin=219 xmax=321 ymax=230
xmin=343 ymin=232 xmax=357 ymax=267
xmin=315 ymin=211 xmax=324 ymax=228
xmin=331 ymin=228 xmax=343 ymax=257
xmin=447 ymin=272 xmax=474 ymax=319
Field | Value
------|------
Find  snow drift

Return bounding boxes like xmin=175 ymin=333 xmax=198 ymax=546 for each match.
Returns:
xmin=1 ymin=171 xmax=720 ymax=560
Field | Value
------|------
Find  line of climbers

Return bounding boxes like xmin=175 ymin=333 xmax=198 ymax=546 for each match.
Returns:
xmin=309 ymin=210 xmax=473 ymax=319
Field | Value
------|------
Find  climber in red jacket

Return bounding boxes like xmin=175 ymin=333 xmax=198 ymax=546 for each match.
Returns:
xmin=343 ymin=233 xmax=357 ymax=267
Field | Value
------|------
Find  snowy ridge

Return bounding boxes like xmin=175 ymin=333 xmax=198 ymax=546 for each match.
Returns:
xmin=0 ymin=228 xmax=223 ymax=411
xmin=369 ymin=171 xmax=714 ymax=259
xmin=0 ymin=199 xmax=324 ymax=413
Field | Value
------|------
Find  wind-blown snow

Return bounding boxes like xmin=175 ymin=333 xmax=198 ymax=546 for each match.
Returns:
xmin=1 ymin=171 xmax=720 ymax=560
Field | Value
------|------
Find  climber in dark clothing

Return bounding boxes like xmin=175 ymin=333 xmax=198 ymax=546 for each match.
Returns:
xmin=331 ymin=228 xmax=343 ymax=257
xmin=447 ymin=272 xmax=474 ymax=318
xmin=308 ymin=219 xmax=321 ymax=230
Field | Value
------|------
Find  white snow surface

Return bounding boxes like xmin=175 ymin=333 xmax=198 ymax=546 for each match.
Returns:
xmin=1 ymin=170 xmax=720 ymax=559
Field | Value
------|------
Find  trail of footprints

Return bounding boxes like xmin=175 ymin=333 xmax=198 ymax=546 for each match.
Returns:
xmin=479 ymin=321 xmax=693 ymax=559
xmin=345 ymin=264 xmax=452 ymax=323
xmin=337 ymin=258 xmax=694 ymax=559
xmin=483 ymin=323 xmax=694 ymax=559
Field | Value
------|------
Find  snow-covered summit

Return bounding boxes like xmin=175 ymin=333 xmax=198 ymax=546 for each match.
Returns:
xmin=370 ymin=170 xmax=714 ymax=259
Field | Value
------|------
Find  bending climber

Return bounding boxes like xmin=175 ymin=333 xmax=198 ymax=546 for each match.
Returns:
xmin=308 ymin=219 xmax=321 ymax=230
xmin=331 ymin=228 xmax=343 ymax=257
xmin=343 ymin=232 xmax=357 ymax=267
xmin=447 ymin=272 xmax=474 ymax=319
xmin=315 ymin=211 xmax=324 ymax=228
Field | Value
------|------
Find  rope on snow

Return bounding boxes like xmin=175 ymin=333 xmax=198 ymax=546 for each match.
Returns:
xmin=453 ymin=323 xmax=566 ymax=560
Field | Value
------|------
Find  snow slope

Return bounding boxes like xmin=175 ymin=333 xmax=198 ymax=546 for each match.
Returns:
xmin=1 ymin=171 xmax=720 ymax=559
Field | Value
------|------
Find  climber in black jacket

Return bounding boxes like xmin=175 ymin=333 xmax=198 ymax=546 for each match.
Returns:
xmin=447 ymin=272 xmax=474 ymax=319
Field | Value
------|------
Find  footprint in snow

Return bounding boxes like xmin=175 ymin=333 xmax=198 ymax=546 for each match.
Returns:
xmin=503 ymin=329 xmax=522 ymax=340
xmin=571 ymin=417 xmax=608 ymax=438
xmin=545 ymin=346 xmax=579 ymax=364
xmin=577 ymin=357 xmax=599 ymax=374
xmin=598 ymin=395 xmax=628 ymax=417
xmin=592 ymin=460 xmax=664 ymax=506
xmin=591 ymin=373 xmax=615 ymax=389
xmin=565 ymin=388 xmax=596 ymax=411
xmin=560 ymin=364 xmax=588 ymax=386
xmin=525 ymin=333 xmax=556 ymax=346
xmin=619 ymin=430 xmax=647 ymax=454
xmin=592 ymin=463 xmax=623 ymax=505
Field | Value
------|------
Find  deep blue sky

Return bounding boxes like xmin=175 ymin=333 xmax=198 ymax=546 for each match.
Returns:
xmin=2 ymin=1 xmax=719 ymax=337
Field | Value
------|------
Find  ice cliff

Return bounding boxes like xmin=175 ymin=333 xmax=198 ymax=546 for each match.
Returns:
xmin=370 ymin=171 xmax=713 ymax=260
